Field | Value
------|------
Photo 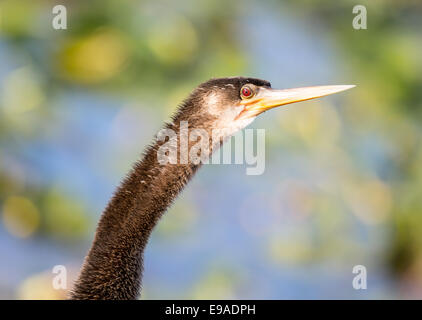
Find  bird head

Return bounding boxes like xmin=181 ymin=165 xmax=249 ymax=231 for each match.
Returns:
xmin=175 ymin=77 xmax=354 ymax=138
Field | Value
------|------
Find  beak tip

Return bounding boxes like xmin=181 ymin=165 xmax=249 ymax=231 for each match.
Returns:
xmin=341 ymin=84 xmax=356 ymax=90
xmin=326 ymin=84 xmax=356 ymax=95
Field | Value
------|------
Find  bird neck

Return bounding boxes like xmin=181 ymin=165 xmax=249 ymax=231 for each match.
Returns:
xmin=70 ymin=120 xmax=205 ymax=300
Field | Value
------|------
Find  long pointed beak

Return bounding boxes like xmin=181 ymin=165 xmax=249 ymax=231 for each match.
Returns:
xmin=237 ymin=85 xmax=355 ymax=120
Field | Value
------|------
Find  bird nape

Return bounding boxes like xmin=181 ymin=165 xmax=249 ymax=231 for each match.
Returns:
xmin=69 ymin=76 xmax=354 ymax=300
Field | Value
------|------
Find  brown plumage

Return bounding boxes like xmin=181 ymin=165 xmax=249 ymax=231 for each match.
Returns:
xmin=69 ymin=77 xmax=269 ymax=299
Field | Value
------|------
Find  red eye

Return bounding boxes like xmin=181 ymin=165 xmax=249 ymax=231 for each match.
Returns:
xmin=241 ymin=86 xmax=253 ymax=98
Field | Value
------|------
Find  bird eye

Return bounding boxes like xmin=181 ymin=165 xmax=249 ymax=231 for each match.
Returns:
xmin=240 ymin=85 xmax=254 ymax=99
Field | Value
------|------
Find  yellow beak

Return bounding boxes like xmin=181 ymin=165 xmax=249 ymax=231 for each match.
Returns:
xmin=237 ymin=85 xmax=355 ymax=120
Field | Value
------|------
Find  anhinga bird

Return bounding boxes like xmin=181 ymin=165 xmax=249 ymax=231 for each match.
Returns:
xmin=70 ymin=77 xmax=353 ymax=300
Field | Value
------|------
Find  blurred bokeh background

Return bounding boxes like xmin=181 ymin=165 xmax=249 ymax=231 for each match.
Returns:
xmin=0 ymin=0 xmax=422 ymax=299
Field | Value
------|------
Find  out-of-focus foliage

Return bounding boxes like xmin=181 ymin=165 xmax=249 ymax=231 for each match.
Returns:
xmin=287 ymin=0 xmax=422 ymax=294
xmin=0 ymin=0 xmax=421 ymax=299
